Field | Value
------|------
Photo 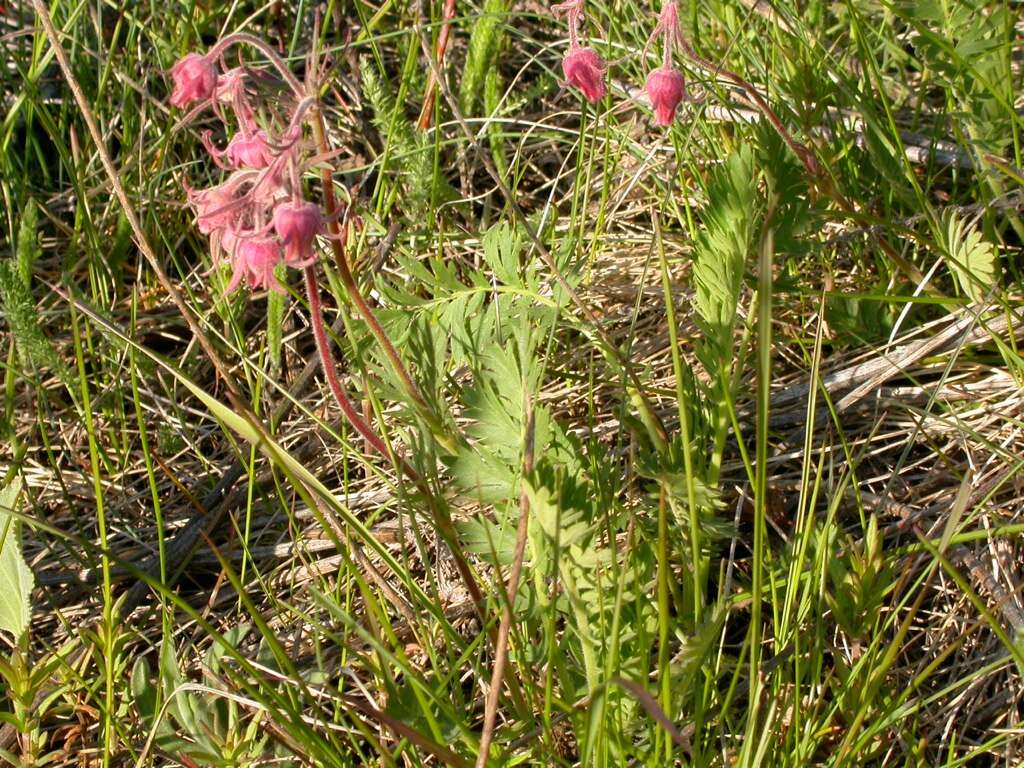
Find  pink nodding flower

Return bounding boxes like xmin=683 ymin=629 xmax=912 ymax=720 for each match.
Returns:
xmin=202 ymin=129 xmax=276 ymax=171
xmin=562 ymin=47 xmax=606 ymax=103
xmin=645 ymin=67 xmax=686 ymax=126
xmin=273 ymin=200 xmax=322 ymax=267
xmin=227 ymin=236 xmax=285 ymax=295
xmin=643 ymin=1 xmax=689 ymax=125
xmin=225 ymin=130 xmax=275 ymax=169
xmin=188 ymin=182 xmax=239 ymax=235
xmin=169 ymin=53 xmax=218 ymax=108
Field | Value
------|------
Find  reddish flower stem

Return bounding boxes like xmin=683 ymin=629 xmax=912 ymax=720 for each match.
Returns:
xmin=208 ymin=33 xmax=305 ymax=95
xmin=301 ymin=193 xmax=482 ymax=612
xmin=303 ymin=263 xmax=485 ymax=612
xmin=676 ymin=36 xmax=819 ymax=178
xmin=306 ymin=111 xmax=458 ymax=454
xmin=303 ymin=265 xmax=398 ymax=463
xmin=188 ymin=32 xmax=484 ymax=610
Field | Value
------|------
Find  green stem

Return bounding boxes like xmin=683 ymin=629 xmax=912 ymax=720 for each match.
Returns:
xmin=655 ymin=213 xmax=702 ymax=617
xmin=71 ymin=305 xmax=113 ymax=767
xmin=746 ymin=190 xmax=778 ymax=756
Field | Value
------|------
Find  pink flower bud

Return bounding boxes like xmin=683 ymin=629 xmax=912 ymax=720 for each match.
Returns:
xmin=169 ymin=53 xmax=218 ymax=108
xmin=227 ymin=237 xmax=285 ymax=294
xmin=645 ymin=67 xmax=686 ymax=126
xmin=562 ymin=47 xmax=606 ymax=103
xmin=225 ymin=130 xmax=275 ymax=169
xmin=273 ymin=200 xmax=321 ymax=267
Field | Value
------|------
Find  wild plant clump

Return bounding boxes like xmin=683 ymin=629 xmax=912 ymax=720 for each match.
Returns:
xmin=167 ymin=33 xmax=490 ymax=614
xmin=166 ymin=34 xmax=426 ymax=479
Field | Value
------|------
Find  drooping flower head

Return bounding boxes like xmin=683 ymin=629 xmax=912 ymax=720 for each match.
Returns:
xmin=203 ymin=129 xmax=277 ymax=171
xmin=169 ymin=53 xmax=218 ymax=108
xmin=170 ymin=41 xmax=326 ymax=299
xmin=187 ymin=180 xmax=239 ymax=234
xmin=227 ymin=237 xmax=286 ymax=294
xmin=273 ymin=199 xmax=321 ymax=267
xmin=562 ymin=47 xmax=607 ymax=103
xmin=225 ymin=130 xmax=275 ymax=169
xmin=553 ymin=0 xmax=606 ymax=104
xmin=642 ymin=1 xmax=689 ymax=126
xmin=645 ymin=67 xmax=686 ymax=126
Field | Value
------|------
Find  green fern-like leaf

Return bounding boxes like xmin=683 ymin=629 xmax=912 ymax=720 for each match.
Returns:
xmin=481 ymin=220 xmax=522 ymax=287
xmin=942 ymin=210 xmax=997 ymax=303
xmin=692 ymin=146 xmax=757 ymax=365
xmin=0 ymin=260 xmax=70 ymax=384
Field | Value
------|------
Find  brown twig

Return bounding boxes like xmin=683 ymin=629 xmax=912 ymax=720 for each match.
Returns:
xmin=417 ymin=0 xmax=458 ymax=130
xmin=475 ymin=393 xmax=536 ymax=767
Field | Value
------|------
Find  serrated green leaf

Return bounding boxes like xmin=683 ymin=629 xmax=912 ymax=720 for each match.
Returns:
xmin=0 ymin=478 xmax=33 ymax=640
xmin=944 ymin=211 xmax=997 ymax=303
xmin=456 ymin=517 xmax=517 ymax=564
xmin=482 ymin=220 xmax=522 ymax=287
xmin=451 ymin=446 xmax=516 ymax=505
